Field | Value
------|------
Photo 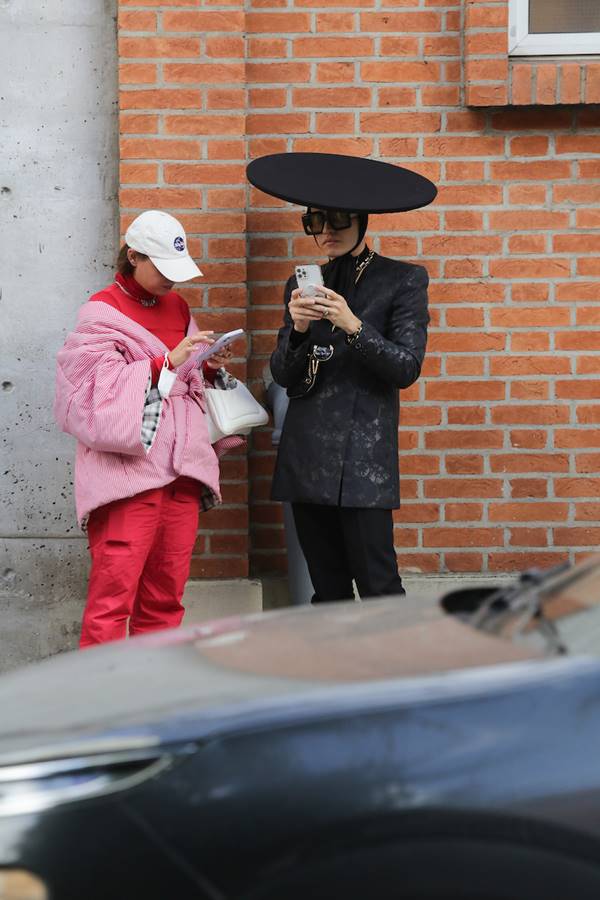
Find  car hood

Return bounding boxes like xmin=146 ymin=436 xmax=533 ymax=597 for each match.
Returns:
xmin=0 ymin=596 xmax=552 ymax=764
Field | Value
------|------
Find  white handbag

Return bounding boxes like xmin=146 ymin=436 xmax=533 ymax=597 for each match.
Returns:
xmin=205 ymin=379 xmax=269 ymax=443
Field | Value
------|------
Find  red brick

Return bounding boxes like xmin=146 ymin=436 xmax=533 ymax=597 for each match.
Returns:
xmin=120 ymin=138 xmax=200 ymax=159
xmin=248 ymin=38 xmax=288 ymax=59
xmin=446 ymin=455 xmax=484 ymax=475
xmin=560 ymin=63 xmax=583 ymax=104
xmin=491 ymin=308 xmax=570 ymax=328
xmin=445 ymin=503 xmax=483 ymax=522
xmin=510 ymin=430 xmax=548 ymax=449
xmin=575 ymin=503 xmax=600 ymax=521
xmin=294 ymin=37 xmax=374 ymax=56
xmin=120 ymin=89 xmax=201 ymax=110
xmin=489 ymin=553 xmax=566 ymax=572
xmin=553 ymin=528 xmax=600 ymax=547
xmin=445 ymin=553 xmax=484 ymax=573
xmin=119 ymin=63 xmax=157 ymax=84
xmin=293 ymin=87 xmax=372 ymax=107
xmin=247 ymin=12 xmax=311 ymax=32
xmin=466 ymin=84 xmax=508 ymax=106
xmin=207 ymin=90 xmax=246 ymax=111
xmin=119 ymin=114 xmax=159 ymax=134
xmin=490 ymin=358 xmax=569 ymax=376
xmin=162 ymin=11 xmax=244 ymax=31
xmin=118 ymin=36 xmax=200 ymax=58
xmin=361 ymin=112 xmax=441 ymax=133
xmin=205 ymin=140 xmax=246 ymax=161
xmin=396 ymin=554 xmax=441 ymax=574
xmin=362 ymin=61 xmax=440 ymax=83
xmin=445 ymin=361 xmax=485 ymax=381
xmin=536 ymin=65 xmax=558 ymax=105
xmin=509 ymin=529 xmax=548 ymax=547
xmin=422 ymin=86 xmax=461 ymax=106
xmin=556 ymin=429 xmax=600 ymax=448
xmin=508 ymin=235 xmax=546 ymax=254
xmin=466 ymin=5 xmax=508 ymax=27
xmin=585 ymin=63 xmax=600 ymax=102
xmin=120 ymin=187 xmax=201 ymax=208
xmin=163 ymin=63 xmax=245 ymax=83
xmin=556 ymin=381 xmax=600 ymax=400
xmin=163 ymin=163 xmax=245 ymax=184
xmin=500 ymin=330 xmax=548 ymax=356
xmin=423 ymin=528 xmax=503 ymax=548
xmin=510 ymin=382 xmax=549 ymax=401
xmin=577 ymin=395 xmax=600 ymax=423
xmin=425 ymin=380 xmax=506 ymax=401
xmin=488 ymin=501 xmax=569 ymax=522
xmin=425 ymin=430 xmax=504 ymax=450
xmin=423 ymin=35 xmax=461 ymax=56
xmin=491 ymin=406 xmax=570 ymax=425
xmin=120 ymin=163 xmax=158 ymax=183
xmin=490 ymin=454 xmax=569 ymax=473
xmin=510 ymin=479 xmax=548 ymax=498
xmin=206 ymin=35 xmax=245 ymax=57
xmin=315 ymin=62 xmax=356 ymax=83
xmin=511 ymin=285 xmax=550 ymax=303
xmin=394 ymin=504 xmax=440 ymax=524
xmin=316 ymin=12 xmax=356 ymax=30
xmin=118 ymin=10 xmax=157 ymax=31
xmin=425 ymin=479 xmax=502 ymax=499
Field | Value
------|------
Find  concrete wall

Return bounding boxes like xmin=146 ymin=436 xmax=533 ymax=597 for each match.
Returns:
xmin=0 ymin=0 xmax=119 ymax=670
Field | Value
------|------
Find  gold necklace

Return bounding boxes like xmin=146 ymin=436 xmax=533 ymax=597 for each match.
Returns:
xmin=115 ymin=280 xmax=158 ymax=308
xmin=354 ymin=249 xmax=376 ymax=284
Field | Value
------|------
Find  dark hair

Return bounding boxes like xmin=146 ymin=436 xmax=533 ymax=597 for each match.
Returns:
xmin=116 ymin=244 xmax=148 ymax=276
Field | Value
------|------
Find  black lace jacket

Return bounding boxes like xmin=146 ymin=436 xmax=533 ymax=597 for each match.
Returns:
xmin=270 ymin=254 xmax=429 ymax=509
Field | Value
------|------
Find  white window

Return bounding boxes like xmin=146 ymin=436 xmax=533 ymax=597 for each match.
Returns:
xmin=509 ymin=0 xmax=600 ymax=56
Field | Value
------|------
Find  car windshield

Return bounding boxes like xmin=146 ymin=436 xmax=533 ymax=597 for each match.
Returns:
xmin=463 ymin=554 xmax=600 ymax=657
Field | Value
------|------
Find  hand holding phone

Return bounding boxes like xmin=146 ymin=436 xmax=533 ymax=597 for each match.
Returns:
xmin=194 ymin=328 xmax=244 ymax=364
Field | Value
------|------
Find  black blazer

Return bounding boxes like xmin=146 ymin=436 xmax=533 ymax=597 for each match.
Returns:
xmin=270 ymin=255 xmax=429 ymax=509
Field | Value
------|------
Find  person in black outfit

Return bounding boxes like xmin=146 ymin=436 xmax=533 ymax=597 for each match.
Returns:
xmin=247 ymin=153 xmax=437 ymax=603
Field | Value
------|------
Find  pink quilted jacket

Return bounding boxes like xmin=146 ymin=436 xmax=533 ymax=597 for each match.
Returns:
xmin=55 ymin=301 xmax=237 ymax=526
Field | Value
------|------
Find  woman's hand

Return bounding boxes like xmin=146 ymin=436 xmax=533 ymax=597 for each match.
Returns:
xmin=313 ymin=287 xmax=362 ymax=334
xmin=288 ymin=288 xmax=324 ymax=333
xmin=204 ymin=347 xmax=233 ymax=370
xmin=167 ymin=331 xmax=214 ymax=368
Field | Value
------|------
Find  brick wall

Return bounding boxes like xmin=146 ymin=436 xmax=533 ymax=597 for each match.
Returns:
xmin=465 ymin=0 xmax=600 ymax=107
xmin=118 ymin=0 xmax=250 ymax=578
xmin=118 ymin=0 xmax=600 ymax=579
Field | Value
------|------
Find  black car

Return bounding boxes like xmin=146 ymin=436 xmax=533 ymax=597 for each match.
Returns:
xmin=3 ymin=558 xmax=600 ymax=899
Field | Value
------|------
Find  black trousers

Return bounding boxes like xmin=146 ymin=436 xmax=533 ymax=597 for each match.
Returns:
xmin=291 ymin=503 xmax=405 ymax=603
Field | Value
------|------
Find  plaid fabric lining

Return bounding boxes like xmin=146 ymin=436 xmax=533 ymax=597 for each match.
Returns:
xmin=141 ymin=377 xmax=161 ymax=453
xmin=199 ymin=485 xmax=218 ymax=512
xmin=140 ymin=375 xmax=218 ymax=512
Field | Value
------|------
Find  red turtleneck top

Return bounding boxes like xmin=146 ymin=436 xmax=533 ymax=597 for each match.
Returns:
xmin=90 ymin=273 xmax=191 ymax=385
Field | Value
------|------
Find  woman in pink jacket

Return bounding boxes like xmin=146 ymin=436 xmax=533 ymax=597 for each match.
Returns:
xmin=55 ymin=211 xmax=238 ymax=647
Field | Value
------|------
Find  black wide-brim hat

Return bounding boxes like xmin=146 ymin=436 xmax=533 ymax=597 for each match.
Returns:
xmin=246 ymin=152 xmax=437 ymax=214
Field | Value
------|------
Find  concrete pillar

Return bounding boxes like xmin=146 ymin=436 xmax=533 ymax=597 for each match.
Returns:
xmin=0 ymin=1 xmax=119 ymax=670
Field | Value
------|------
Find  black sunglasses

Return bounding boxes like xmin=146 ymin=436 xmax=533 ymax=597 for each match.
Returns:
xmin=302 ymin=210 xmax=358 ymax=236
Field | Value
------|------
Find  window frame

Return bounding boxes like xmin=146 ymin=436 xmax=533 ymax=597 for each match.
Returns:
xmin=509 ymin=0 xmax=600 ymax=56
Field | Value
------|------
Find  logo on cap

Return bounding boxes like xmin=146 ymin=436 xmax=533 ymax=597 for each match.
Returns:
xmin=174 ymin=236 xmax=185 ymax=252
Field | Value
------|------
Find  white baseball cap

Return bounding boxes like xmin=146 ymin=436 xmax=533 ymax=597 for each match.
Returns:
xmin=125 ymin=210 xmax=203 ymax=282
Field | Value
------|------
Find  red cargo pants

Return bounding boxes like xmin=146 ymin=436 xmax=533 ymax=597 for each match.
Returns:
xmin=80 ymin=477 xmax=201 ymax=647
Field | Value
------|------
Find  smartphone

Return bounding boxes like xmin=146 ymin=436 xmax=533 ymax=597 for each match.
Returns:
xmin=194 ymin=328 xmax=244 ymax=364
xmin=295 ymin=264 xmax=324 ymax=298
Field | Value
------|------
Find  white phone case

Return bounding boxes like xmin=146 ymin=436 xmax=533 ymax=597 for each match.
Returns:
xmin=194 ymin=328 xmax=244 ymax=364
xmin=295 ymin=264 xmax=324 ymax=297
